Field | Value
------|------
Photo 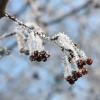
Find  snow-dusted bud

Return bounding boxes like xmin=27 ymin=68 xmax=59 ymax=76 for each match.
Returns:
xmin=27 ymin=32 xmax=50 ymax=62
xmin=15 ymin=33 xmax=27 ymax=53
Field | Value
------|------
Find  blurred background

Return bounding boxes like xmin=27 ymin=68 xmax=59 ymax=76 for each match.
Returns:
xmin=0 ymin=0 xmax=100 ymax=100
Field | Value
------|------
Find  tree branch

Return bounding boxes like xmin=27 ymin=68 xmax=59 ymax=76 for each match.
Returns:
xmin=0 ymin=0 xmax=9 ymax=18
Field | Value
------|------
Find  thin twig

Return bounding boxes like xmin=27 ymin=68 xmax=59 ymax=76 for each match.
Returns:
xmin=4 ymin=12 xmax=50 ymax=40
xmin=0 ymin=32 xmax=16 ymax=40
xmin=4 ymin=12 xmax=34 ymax=31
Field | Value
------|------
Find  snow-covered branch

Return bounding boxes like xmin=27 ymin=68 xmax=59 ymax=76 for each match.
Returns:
xmin=0 ymin=11 xmax=93 ymax=85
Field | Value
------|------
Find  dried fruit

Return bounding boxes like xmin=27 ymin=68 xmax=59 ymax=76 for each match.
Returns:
xmin=86 ymin=58 xmax=93 ymax=65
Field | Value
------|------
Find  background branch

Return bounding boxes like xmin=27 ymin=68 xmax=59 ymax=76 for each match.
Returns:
xmin=43 ymin=0 xmax=93 ymax=26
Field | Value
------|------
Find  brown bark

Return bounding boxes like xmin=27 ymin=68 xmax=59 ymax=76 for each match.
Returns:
xmin=0 ymin=0 xmax=9 ymax=18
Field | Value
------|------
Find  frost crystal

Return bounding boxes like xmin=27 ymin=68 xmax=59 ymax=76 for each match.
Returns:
xmin=15 ymin=33 xmax=27 ymax=53
xmin=27 ymin=32 xmax=44 ymax=54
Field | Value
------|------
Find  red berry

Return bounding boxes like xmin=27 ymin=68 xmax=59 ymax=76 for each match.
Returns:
xmin=37 ymin=57 xmax=42 ymax=62
xmin=83 ymin=60 xmax=87 ymax=65
xmin=68 ymin=79 xmax=75 ymax=85
xmin=72 ymin=71 xmax=78 ymax=81
xmin=82 ymin=68 xmax=88 ymax=75
xmin=86 ymin=58 xmax=93 ymax=65
xmin=66 ymin=76 xmax=75 ymax=85
xmin=43 ymin=57 xmax=47 ymax=62
xmin=66 ymin=76 xmax=72 ymax=81
xmin=77 ymin=59 xmax=85 ymax=69
xmin=76 ymin=72 xmax=82 ymax=78
xmin=34 ymin=51 xmax=38 ymax=55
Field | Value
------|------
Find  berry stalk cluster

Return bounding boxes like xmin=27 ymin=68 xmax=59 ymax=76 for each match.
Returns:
xmin=51 ymin=33 xmax=93 ymax=85
xmin=15 ymin=30 xmax=50 ymax=62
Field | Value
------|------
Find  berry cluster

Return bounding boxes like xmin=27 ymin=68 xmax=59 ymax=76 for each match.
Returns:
xmin=14 ymin=31 xmax=93 ymax=85
xmin=77 ymin=58 xmax=93 ymax=69
xmin=65 ymin=58 xmax=93 ymax=85
xmin=65 ymin=68 xmax=88 ymax=85
xmin=29 ymin=50 xmax=50 ymax=62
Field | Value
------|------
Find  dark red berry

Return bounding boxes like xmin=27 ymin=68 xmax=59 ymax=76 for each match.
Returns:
xmin=83 ymin=60 xmax=87 ymax=65
xmin=37 ymin=57 xmax=42 ymax=62
xmin=37 ymin=56 xmax=42 ymax=62
xmin=76 ymin=72 xmax=82 ymax=78
xmin=66 ymin=76 xmax=71 ymax=81
xmin=68 ymin=79 xmax=75 ymax=85
xmin=86 ymin=58 xmax=93 ymax=65
xmin=66 ymin=76 xmax=75 ymax=85
xmin=34 ymin=51 xmax=38 ymax=56
xmin=42 ymin=57 xmax=47 ymax=62
xmin=77 ymin=60 xmax=84 ymax=69
xmin=72 ymin=71 xmax=78 ymax=81
xmin=82 ymin=68 xmax=88 ymax=75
